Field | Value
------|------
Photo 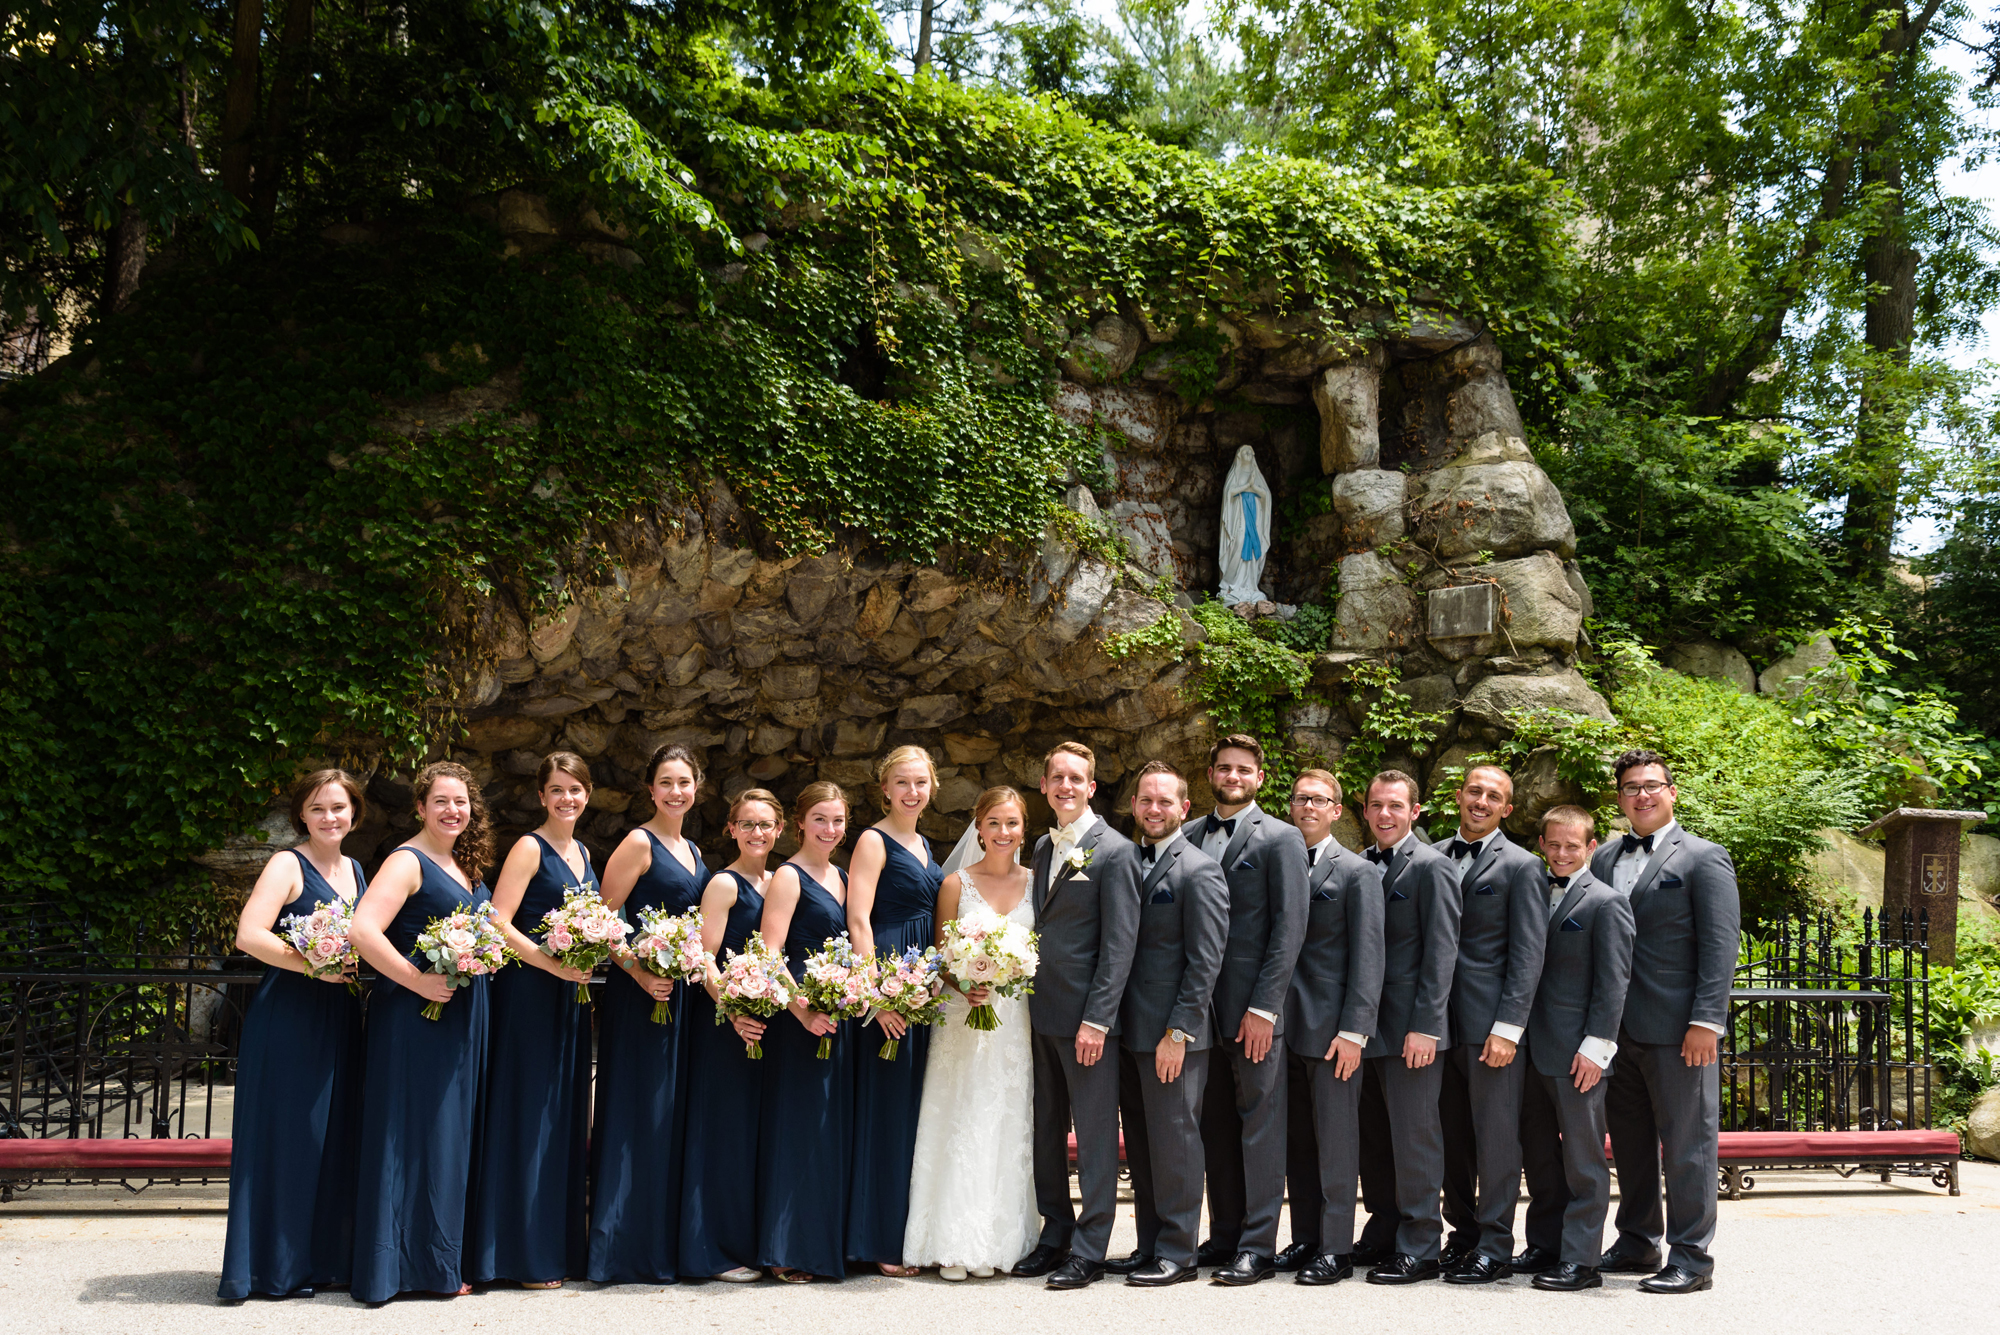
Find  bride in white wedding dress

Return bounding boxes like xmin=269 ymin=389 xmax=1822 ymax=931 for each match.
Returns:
xmin=902 ymin=786 xmax=1039 ymax=1280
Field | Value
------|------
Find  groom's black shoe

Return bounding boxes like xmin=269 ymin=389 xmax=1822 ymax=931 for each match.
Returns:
xmin=1045 ymin=1257 xmax=1106 ymax=1290
xmin=1296 ymin=1254 xmax=1354 ymax=1286
xmin=1348 ymin=1242 xmax=1392 ymax=1268
xmin=1194 ymin=1239 xmax=1234 ymax=1268
xmin=1102 ymin=1250 xmax=1151 ymax=1276
xmin=1273 ymin=1240 xmax=1316 ymax=1273
xmin=1126 ymin=1259 xmax=1199 ymax=1287
xmin=1211 ymin=1251 xmax=1275 ymax=1286
xmin=1364 ymin=1253 xmax=1442 ymax=1285
xmin=1011 ymin=1244 xmax=1070 ymax=1278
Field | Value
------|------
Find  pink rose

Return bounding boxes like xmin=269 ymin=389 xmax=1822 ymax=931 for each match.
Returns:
xmin=548 ymin=925 xmax=574 ymax=951
xmin=881 ymin=977 xmax=904 ymax=998
xmin=442 ymin=928 xmax=474 ymax=952
xmin=966 ymin=954 xmax=999 ymax=983
xmin=742 ymin=976 xmax=768 ymax=998
xmin=455 ymin=952 xmax=475 ymax=972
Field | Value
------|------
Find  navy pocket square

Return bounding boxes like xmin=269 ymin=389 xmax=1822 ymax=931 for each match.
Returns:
xmin=1559 ymin=917 xmax=1586 ymax=932
xmin=1389 ymin=890 xmax=1409 ymax=902
xmin=1475 ymin=884 xmax=1497 ymax=896
xmin=1236 ymin=857 xmax=1257 ymax=870
xmin=1311 ymin=888 xmax=1335 ymax=902
xmin=1660 ymin=874 xmax=1685 ymax=888
xmin=1149 ymin=889 xmax=1175 ymax=905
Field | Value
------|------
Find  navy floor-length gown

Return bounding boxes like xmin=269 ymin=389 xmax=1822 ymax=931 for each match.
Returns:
xmin=589 ymin=830 xmax=707 ymax=1284
xmin=678 ymin=869 xmax=767 ymax=1278
xmin=352 ymin=850 xmax=491 ymax=1303
xmin=469 ymin=834 xmax=595 ymax=1285
xmin=756 ymin=863 xmax=855 ymax=1278
xmin=847 ymin=830 xmax=942 ymax=1265
xmin=218 ymin=849 xmax=366 ymax=1300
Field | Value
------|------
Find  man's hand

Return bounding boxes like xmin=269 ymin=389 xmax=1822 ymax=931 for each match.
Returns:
xmin=1155 ymin=1034 xmax=1187 ymax=1083
xmin=1076 ymin=1025 xmax=1107 ymax=1067
xmin=1326 ymin=1035 xmax=1364 ymax=1081
xmin=1237 ymin=1012 xmax=1276 ymax=1063
xmin=1402 ymin=1032 xmax=1437 ymax=1070
xmin=1571 ymin=1051 xmax=1604 ymax=1092
xmin=1682 ymin=1025 xmax=1719 ymax=1068
xmin=1480 ymin=1034 xmax=1518 ymax=1068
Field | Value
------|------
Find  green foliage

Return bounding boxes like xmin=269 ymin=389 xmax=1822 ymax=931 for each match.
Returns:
xmin=1334 ymin=660 xmax=1452 ymax=809
xmin=1185 ymin=598 xmax=1311 ymax=742
xmin=1102 ymin=609 xmax=1185 ymax=662
xmin=1251 ymin=602 xmax=1334 ymax=655
xmin=1912 ymin=495 xmax=2000 ymax=741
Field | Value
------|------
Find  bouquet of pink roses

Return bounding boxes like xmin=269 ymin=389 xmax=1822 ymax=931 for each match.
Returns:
xmin=869 ymin=943 xmax=946 ymax=1060
xmin=623 ymin=905 xmax=709 ymax=1023
xmin=538 ymin=886 xmax=631 ymax=1003
xmin=939 ymin=907 xmax=1039 ymax=1031
xmin=714 ymin=931 xmax=794 ymax=1059
xmin=799 ymin=934 xmax=878 ymax=1059
xmin=278 ymin=897 xmax=361 ymax=996
xmin=413 ymin=902 xmax=514 ymax=1020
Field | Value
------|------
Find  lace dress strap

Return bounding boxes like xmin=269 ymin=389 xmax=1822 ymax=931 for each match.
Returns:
xmin=954 ymin=867 xmax=987 ymax=914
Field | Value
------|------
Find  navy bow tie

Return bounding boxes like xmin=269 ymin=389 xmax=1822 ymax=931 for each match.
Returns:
xmin=1365 ymin=847 xmax=1390 ymax=865
xmin=1621 ymin=832 xmax=1656 ymax=856
xmin=1449 ymin=838 xmax=1478 ymax=860
xmin=1205 ymin=815 xmax=1236 ymax=840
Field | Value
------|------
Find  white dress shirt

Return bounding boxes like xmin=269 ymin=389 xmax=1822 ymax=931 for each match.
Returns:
xmin=1610 ymin=818 xmax=1721 ymax=1036
xmin=1450 ymin=828 xmax=1523 ymax=1045
xmin=1308 ymin=835 xmax=1369 ymax=1049
xmin=1201 ymin=806 xmax=1276 ymax=1026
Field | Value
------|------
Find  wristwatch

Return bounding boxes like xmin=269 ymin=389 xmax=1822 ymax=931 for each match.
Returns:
xmin=1168 ymin=1028 xmax=1188 ymax=1044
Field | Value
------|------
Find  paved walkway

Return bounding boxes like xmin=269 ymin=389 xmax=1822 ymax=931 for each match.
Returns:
xmin=5 ymin=1164 xmax=1998 ymax=1334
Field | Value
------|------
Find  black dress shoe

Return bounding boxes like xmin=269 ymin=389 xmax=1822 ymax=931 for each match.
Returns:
xmin=1639 ymin=1265 xmax=1713 ymax=1294
xmin=1045 ymin=1257 xmax=1106 ymax=1290
xmin=1510 ymin=1245 xmax=1560 ymax=1275
xmin=1597 ymin=1242 xmax=1664 ymax=1274
xmin=1348 ymin=1243 xmax=1392 ymax=1268
xmin=1274 ymin=1239 xmax=1316 ymax=1272
xmin=1211 ymin=1250 xmax=1276 ymax=1286
xmin=1195 ymin=1239 xmax=1235 ymax=1267
xmin=1102 ymin=1250 xmax=1150 ymax=1276
xmin=1011 ymin=1244 xmax=1070 ymax=1278
xmin=1364 ymin=1254 xmax=1442 ymax=1285
xmin=1296 ymin=1253 xmax=1354 ymax=1286
xmin=1533 ymin=1263 xmax=1602 ymax=1292
xmin=1126 ymin=1259 xmax=1199 ymax=1287
xmin=1438 ymin=1240 xmax=1475 ymax=1271
xmin=1443 ymin=1254 xmax=1510 ymax=1285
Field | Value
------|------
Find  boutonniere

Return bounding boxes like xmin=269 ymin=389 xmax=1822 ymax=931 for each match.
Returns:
xmin=1061 ymin=846 xmax=1094 ymax=876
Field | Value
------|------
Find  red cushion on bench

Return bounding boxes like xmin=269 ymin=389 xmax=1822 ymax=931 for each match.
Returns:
xmin=1713 ymin=1129 xmax=1961 ymax=1160
xmin=1717 ymin=1132 xmax=1812 ymax=1159
xmin=1064 ymin=1132 xmax=1127 ymax=1161
xmin=0 ymin=1138 xmax=232 ymax=1172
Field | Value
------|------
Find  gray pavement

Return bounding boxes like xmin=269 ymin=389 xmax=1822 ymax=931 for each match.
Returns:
xmin=5 ymin=1164 xmax=1999 ymax=1334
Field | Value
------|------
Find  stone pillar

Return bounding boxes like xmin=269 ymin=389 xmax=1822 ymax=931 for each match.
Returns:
xmin=1859 ymin=807 xmax=1986 ymax=965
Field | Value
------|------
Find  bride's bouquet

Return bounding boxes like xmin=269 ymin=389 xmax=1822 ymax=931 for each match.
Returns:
xmin=939 ymin=908 xmax=1039 ymax=1032
xmin=715 ymin=931 xmax=794 ymax=1059
xmin=869 ymin=944 xmax=946 ymax=1061
xmin=799 ymin=934 xmax=878 ymax=1059
xmin=537 ymin=886 xmax=631 ymax=1003
xmin=278 ymin=897 xmax=361 ymax=996
xmin=413 ymin=902 xmax=514 ymax=1020
xmin=622 ymin=905 xmax=709 ymax=1023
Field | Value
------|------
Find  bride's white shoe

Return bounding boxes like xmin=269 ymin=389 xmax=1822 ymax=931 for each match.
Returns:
xmin=969 ymin=1266 xmax=995 ymax=1278
xmin=939 ymin=1266 xmax=969 ymax=1282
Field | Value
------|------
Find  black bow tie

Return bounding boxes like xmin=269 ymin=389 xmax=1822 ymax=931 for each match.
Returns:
xmin=1621 ymin=832 xmax=1655 ymax=856
xmin=1365 ymin=847 xmax=1390 ymax=865
xmin=1205 ymin=814 xmax=1237 ymax=840
xmin=1307 ymin=846 xmax=1320 ymax=868
xmin=1141 ymin=843 xmax=1159 ymax=865
xmin=1550 ymin=873 xmax=1572 ymax=889
xmin=1449 ymin=838 xmax=1478 ymax=860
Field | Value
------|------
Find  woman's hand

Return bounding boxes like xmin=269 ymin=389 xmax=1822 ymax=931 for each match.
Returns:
xmin=874 ymin=1010 xmax=908 ymax=1039
xmin=731 ymin=1015 xmax=766 ymax=1043
xmin=627 ymin=965 xmax=673 ymax=1002
xmin=963 ymin=984 xmax=992 ymax=1006
xmin=790 ymin=996 xmax=837 ymax=1036
xmin=314 ymin=964 xmax=357 ymax=987
xmin=408 ymin=972 xmax=454 ymax=1005
xmin=547 ymin=961 xmax=593 ymax=985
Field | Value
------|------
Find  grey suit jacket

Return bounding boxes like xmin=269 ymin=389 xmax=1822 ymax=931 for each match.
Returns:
xmin=1528 ymin=868 xmax=1636 ymax=1079
xmin=1448 ymin=832 xmax=1549 ymax=1044
xmin=1196 ymin=802 xmax=1309 ymax=1036
xmin=1366 ymin=836 xmax=1462 ymax=1056
xmin=1028 ymin=815 xmax=1143 ymax=1038
xmin=1589 ymin=823 xmax=1740 ymax=1045
xmin=1284 ymin=840 xmax=1386 ymax=1058
xmin=1120 ymin=835 xmax=1231 ymax=1051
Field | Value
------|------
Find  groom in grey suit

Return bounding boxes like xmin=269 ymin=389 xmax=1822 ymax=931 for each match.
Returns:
xmin=1018 ymin=741 xmax=1143 ymax=1290
xmin=1114 ymin=761 xmax=1230 ymax=1287
xmin=1588 ymin=749 xmax=1739 ymax=1294
xmin=1192 ymin=733 xmax=1309 ymax=1286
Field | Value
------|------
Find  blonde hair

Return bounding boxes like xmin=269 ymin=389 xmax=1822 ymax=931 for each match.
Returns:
xmin=1042 ymin=740 xmax=1095 ymax=780
xmin=728 ymin=787 xmax=782 ymax=822
xmin=793 ymin=781 xmax=850 ymax=824
xmin=1293 ymin=768 xmax=1342 ymax=805
xmin=875 ymin=745 xmax=939 ymax=801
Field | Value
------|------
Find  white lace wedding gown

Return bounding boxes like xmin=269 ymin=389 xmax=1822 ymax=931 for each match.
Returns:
xmin=901 ymin=869 xmax=1040 ymax=1270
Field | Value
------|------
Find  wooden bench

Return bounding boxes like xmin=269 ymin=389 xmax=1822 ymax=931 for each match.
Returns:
xmin=1714 ymin=1129 xmax=1960 ymax=1198
xmin=0 ymin=1137 xmax=232 ymax=1200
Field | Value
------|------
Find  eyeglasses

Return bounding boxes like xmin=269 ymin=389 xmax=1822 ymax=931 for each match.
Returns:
xmin=1618 ymin=782 xmax=1671 ymax=797
xmin=734 ymin=821 xmax=779 ymax=835
xmin=1290 ymin=795 xmax=1337 ymax=809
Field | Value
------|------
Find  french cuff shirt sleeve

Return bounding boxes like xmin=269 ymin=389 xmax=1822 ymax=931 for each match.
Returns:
xmin=1488 ymin=1022 xmax=1524 ymax=1044
xmin=1079 ymin=1020 xmax=1109 ymax=1035
xmin=1578 ymin=1035 xmax=1618 ymax=1068
xmin=1247 ymin=1007 xmax=1277 ymax=1024
xmin=1689 ymin=1020 xmax=1724 ymax=1035
xmin=1336 ymin=1031 xmax=1368 ymax=1047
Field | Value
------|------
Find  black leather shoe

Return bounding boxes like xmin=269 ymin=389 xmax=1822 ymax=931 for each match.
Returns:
xmin=1274 ymin=1240 xmax=1316 ymax=1272
xmin=1438 ymin=1240 xmax=1475 ymax=1271
xmin=1533 ymin=1263 xmax=1603 ymax=1292
xmin=1365 ymin=1254 xmax=1442 ymax=1285
xmin=1348 ymin=1243 xmax=1392 ymax=1268
xmin=1011 ymin=1244 xmax=1070 ymax=1278
xmin=1045 ymin=1257 xmax=1105 ymax=1290
xmin=1211 ymin=1251 xmax=1275 ymax=1286
xmin=1195 ymin=1239 xmax=1235 ymax=1267
xmin=1639 ymin=1265 xmax=1713 ymax=1294
xmin=1296 ymin=1253 xmax=1354 ymax=1286
xmin=1510 ymin=1245 xmax=1560 ymax=1275
xmin=1444 ymin=1254 xmax=1510 ymax=1285
xmin=1102 ymin=1250 xmax=1150 ymax=1276
xmin=1597 ymin=1242 xmax=1664 ymax=1274
xmin=1126 ymin=1259 xmax=1199 ymax=1287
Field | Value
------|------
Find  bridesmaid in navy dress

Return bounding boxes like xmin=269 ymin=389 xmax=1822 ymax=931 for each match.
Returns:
xmin=679 ymin=787 xmax=784 ymax=1283
xmin=349 ymin=761 xmax=496 ymax=1303
xmin=757 ymin=782 xmax=856 ymax=1283
xmin=470 ymin=752 xmax=598 ymax=1288
xmin=589 ymin=742 xmax=708 ymax=1284
xmin=219 ymin=770 xmax=369 ymax=1300
xmin=845 ymin=746 xmax=944 ymax=1275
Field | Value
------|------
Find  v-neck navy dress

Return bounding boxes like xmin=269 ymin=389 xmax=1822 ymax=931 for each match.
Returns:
xmin=756 ymin=863 xmax=855 ymax=1278
xmin=469 ymin=833 xmax=595 ymax=1285
xmin=589 ymin=830 xmax=707 ymax=1284
xmin=219 ymin=849 xmax=366 ymax=1299
xmin=678 ymin=869 xmax=767 ymax=1277
xmin=847 ymin=829 xmax=942 ymax=1265
xmin=352 ymin=849 xmax=490 ymax=1303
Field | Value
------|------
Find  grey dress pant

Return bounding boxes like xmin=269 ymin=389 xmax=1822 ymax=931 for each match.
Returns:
xmin=1606 ymin=1029 xmax=1720 ymax=1275
xmin=1521 ymin=1066 xmax=1613 ymax=1265
xmin=1118 ymin=1046 xmax=1209 ymax=1266
xmin=1440 ymin=1041 xmax=1528 ymax=1260
xmin=1366 ymin=1053 xmax=1447 ymax=1260
xmin=1282 ymin=1048 xmax=1365 ymax=1257
xmin=1198 ymin=1037 xmax=1288 ymax=1256
xmin=1032 ymin=1029 xmax=1122 ymax=1262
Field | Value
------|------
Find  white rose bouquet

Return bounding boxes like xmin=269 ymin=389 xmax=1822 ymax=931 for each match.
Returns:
xmin=939 ymin=907 xmax=1039 ymax=1032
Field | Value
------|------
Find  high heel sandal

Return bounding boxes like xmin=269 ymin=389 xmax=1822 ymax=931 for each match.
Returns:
xmin=878 ymin=1264 xmax=921 ymax=1277
xmin=771 ymin=1267 xmax=813 ymax=1284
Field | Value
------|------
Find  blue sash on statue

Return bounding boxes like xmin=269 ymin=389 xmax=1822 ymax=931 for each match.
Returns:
xmin=1240 ymin=493 xmax=1263 ymax=562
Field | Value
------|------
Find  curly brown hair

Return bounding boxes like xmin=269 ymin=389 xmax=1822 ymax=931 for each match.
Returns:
xmin=412 ymin=761 xmax=496 ymax=882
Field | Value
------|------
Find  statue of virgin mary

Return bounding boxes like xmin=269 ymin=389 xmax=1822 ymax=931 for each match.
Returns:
xmin=1217 ymin=445 xmax=1273 ymax=606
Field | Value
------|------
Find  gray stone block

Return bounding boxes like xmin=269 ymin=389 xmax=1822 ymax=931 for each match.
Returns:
xmin=1331 ymin=469 xmax=1406 ymax=549
xmin=1427 ymin=582 xmax=1499 ymax=639
xmin=1312 ymin=360 xmax=1381 ymax=472
xmin=1666 ymin=636 xmax=1756 ymax=695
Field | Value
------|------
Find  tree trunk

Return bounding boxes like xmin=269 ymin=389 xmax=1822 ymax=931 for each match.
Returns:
xmin=251 ymin=0 xmax=316 ymax=233
xmin=1842 ymin=151 xmax=1919 ymax=584
xmin=102 ymin=207 xmax=148 ymax=315
xmin=219 ymin=0 xmax=265 ymax=208
xmin=915 ymin=0 xmax=935 ymax=72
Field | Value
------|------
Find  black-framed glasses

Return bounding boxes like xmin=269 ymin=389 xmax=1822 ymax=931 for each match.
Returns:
xmin=1618 ymin=781 xmax=1670 ymax=797
xmin=1290 ymin=794 xmax=1337 ymax=809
